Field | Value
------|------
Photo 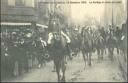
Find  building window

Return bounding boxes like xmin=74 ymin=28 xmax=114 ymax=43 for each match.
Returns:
xmin=8 ymin=0 xmax=15 ymax=6
xmin=15 ymin=0 xmax=25 ymax=6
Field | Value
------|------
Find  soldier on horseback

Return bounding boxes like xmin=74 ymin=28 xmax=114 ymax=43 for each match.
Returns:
xmin=81 ymin=26 xmax=94 ymax=68
xmin=47 ymin=16 xmax=71 ymax=82
xmin=114 ymin=26 xmax=122 ymax=54
xmin=106 ymin=25 xmax=116 ymax=61
xmin=47 ymin=18 xmax=71 ymax=59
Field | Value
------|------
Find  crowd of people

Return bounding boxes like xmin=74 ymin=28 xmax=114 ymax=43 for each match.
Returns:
xmin=1 ymin=20 xmax=127 ymax=80
xmin=1 ymin=25 xmax=49 ymax=79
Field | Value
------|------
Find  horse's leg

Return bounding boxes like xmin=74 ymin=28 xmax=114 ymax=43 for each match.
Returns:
xmin=101 ymin=49 xmax=104 ymax=60
xmin=57 ymin=67 xmax=60 ymax=82
xmin=88 ymin=52 xmax=92 ymax=66
xmin=104 ymin=46 xmax=107 ymax=54
xmin=77 ymin=48 xmax=80 ymax=57
xmin=86 ymin=53 xmax=89 ymax=65
xmin=19 ymin=59 xmax=24 ymax=75
xmin=52 ymin=61 xmax=56 ymax=72
xmin=23 ymin=55 xmax=29 ymax=73
xmin=37 ymin=55 xmax=41 ymax=68
xmin=61 ymin=67 xmax=66 ymax=82
xmin=54 ymin=60 xmax=60 ymax=82
xmin=104 ymin=40 xmax=107 ymax=54
xmin=32 ymin=55 xmax=35 ymax=68
xmin=108 ymin=47 xmax=111 ymax=59
xmin=99 ymin=49 xmax=101 ymax=61
xmin=100 ymin=48 xmax=102 ymax=60
xmin=109 ymin=47 xmax=114 ymax=61
xmin=102 ymin=43 xmax=105 ymax=55
xmin=103 ymin=41 xmax=106 ymax=55
xmin=97 ymin=48 xmax=100 ymax=62
xmin=116 ymin=43 xmax=120 ymax=54
xmin=82 ymin=50 xmax=86 ymax=69
xmin=112 ymin=48 xmax=114 ymax=61
xmin=40 ymin=55 xmax=43 ymax=67
xmin=117 ymin=47 xmax=119 ymax=54
xmin=122 ymin=49 xmax=127 ymax=62
xmin=42 ymin=58 xmax=46 ymax=68
xmin=109 ymin=48 xmax=111 ymax=60
xmin=61 ymin=58 xmax=66 ymax=82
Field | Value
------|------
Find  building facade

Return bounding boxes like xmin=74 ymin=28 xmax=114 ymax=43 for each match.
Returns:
xmin=104 ymin=0 xmax=127 ymax=27
xmin=1 ymin=0 xmax=38 ymax=22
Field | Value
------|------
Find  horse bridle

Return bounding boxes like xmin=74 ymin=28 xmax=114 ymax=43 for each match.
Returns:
xmin=53 ymin=32 xmax=61 ymax=41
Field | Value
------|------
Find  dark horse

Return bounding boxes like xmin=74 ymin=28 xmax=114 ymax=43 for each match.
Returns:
xmin=70 ymin=29 xmax=81 ymax=57
xmin=81 ymin=27 xmax=93 ymax=68
xmin=48 ymin=31 xmax=68 ymax=82
xmin=47 ymin=17 xmax=69 ymax=81
xmin=106 ymin=30 xmax=117 ymax=61
xmin=94 ymin=31 xmax=105 ymax=61
xmin=119 ymin=24 xmax=127 ymax=62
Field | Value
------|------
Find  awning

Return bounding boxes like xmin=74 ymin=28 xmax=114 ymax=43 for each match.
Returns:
xmin=1 ymin=22 xmax=48 ymax=29
xmin=0 ymin=22 xmax=32 ymax=26
xmin=36 ymin=24 xmax=48 ymax=28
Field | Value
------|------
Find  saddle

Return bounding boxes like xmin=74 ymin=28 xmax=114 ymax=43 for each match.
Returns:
xmin=49 ymin=32 xmax=67 ymax=56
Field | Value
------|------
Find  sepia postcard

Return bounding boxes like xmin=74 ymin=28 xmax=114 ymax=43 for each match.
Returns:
xmin=1 ymin=0 xmax=127 ymax=82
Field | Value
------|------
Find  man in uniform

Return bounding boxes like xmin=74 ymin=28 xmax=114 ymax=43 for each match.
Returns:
xmin=47 ymin=19 xmax=71 ymax=51
xmin=47 ymin=18 xmax=71 ymax=72
xmin=114 ymin=26 xmax=122 ymax=54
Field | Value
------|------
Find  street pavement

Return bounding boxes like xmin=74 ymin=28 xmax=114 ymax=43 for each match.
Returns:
xmin=2 ymin=51 xmax=125 ymax=82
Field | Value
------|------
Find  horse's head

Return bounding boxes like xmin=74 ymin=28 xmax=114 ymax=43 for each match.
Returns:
xmin=53 ymin=32 xmax=61 ymax=42
xmin=83 ymin=28 xmax=90 ymax=40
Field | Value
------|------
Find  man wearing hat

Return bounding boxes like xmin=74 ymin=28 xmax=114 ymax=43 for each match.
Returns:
xmin=47 ymin=18 xmax=72 ymax=72
xmin=47 ymin=18 xmax=71 ymax=46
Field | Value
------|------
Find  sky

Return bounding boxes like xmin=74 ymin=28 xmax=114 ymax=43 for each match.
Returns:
xmin=70 ymin=0 xmax=105 ymax=24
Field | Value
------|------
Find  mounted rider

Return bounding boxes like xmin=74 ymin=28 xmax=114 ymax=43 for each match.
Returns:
xmin=47 ymin=14 xmax=71 ymax=81
xmin=47 ymin=16 xmax=71 ymax=57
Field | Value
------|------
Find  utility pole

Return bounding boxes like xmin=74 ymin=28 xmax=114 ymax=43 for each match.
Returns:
xmin=111 ymin=0 xmax=114 ymax=28
xmin=54 ymin=0 xmax=55 ymax=15
xmin=126 ymin=0 xmax=128 ymax=31
xmin=126 ymin=0 xmax=128 ymax=23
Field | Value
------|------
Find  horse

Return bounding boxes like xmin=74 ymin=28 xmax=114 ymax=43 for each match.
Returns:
xmin=118 ymin=24 xmax=127 ymax=62
xmin=81 ymin=27 xmax=93 ymax=68
xmin=119 ymin=34 xmax=127 ymax=61
xmin=106 ymin=30 xmax=117 ymax=61
xmin=47 ymin=31 xmax=68 ymax=82
xmin=69 ymin=29 xmax=81 ymax=57
xmin=93 ymin=30 xmax=105 ymax=61
xmin=119 ymin=24 xmax=127 ymax=81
